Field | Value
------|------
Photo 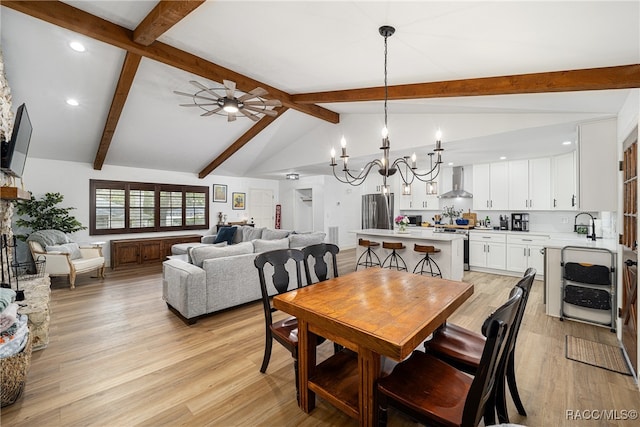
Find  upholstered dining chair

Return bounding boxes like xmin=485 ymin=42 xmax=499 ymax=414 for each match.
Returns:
xmin=301 ymin=243 xmax=339 ymax=284
xmin=254 ymin=248 xmax=324 ymax=402
xmin=377 ymin=287 xmax=522 ymax=427
xmin=377 ymin=287 xmax=523 ymax=427
xmin=424 ymin=268 xmax=536 ymax=424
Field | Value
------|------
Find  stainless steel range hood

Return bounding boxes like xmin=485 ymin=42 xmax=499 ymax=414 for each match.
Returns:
xmin=439 ymin=166 xmax=473 ymax=198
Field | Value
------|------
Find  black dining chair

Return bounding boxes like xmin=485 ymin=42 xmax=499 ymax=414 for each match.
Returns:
xmin=301 ymin=243 xmax=339 ymax=284
xmin=377 ymin=287 xmax=523 ymax=427
xmin=424 ymin=268 xmax=536 ymax=423
xmin=254 ymin=248 xmax=325 ymax=402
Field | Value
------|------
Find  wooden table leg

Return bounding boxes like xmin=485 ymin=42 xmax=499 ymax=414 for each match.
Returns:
xmin=298 ymin=319 xmax=316 ymax=413
xmin=358 ymin=346 xmax=381 ymax=426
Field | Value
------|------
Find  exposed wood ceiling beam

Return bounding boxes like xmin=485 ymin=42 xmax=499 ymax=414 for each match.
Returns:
xmin=2 ymin=1 xmax=339 ymax=124
xmin=199 ymin=107 xmax=289 ymax=178
xmin=292 ymin=64 xmax=640 ymax=104
xmin=133 ymin=0 xmax=206 ymax=46
xmin=94 ymin=52 xmax=142 ymax=170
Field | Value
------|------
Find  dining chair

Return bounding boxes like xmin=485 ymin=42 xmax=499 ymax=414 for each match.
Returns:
xmin=301 ymin=243 xmax=339 ymax=284
xmin=377 ymin=287 xmax=523 ymax=427
xmin=424 ymin=268 xmax=536 ymax=423
xmin=255 ymin=248 xmax=324 ymax=402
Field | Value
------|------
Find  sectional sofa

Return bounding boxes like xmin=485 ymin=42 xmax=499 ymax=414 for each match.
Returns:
xmin=162 ymin=225 xmax=326 ymax=324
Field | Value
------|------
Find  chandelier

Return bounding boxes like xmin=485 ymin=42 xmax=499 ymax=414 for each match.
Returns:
xmin=329 ymin=25 xmax=444 ymax=194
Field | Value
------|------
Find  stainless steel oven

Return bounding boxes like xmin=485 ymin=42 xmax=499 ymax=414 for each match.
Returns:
xmin=434 ymin=227 xmax=469 ymax=270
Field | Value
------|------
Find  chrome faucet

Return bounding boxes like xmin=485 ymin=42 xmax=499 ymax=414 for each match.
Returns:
xmin=574 ymin=212 xmax=597 ymax=241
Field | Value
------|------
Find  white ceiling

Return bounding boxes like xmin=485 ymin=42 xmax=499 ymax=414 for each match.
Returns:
xmin=1 ymin=1 xmax=638 ymax=180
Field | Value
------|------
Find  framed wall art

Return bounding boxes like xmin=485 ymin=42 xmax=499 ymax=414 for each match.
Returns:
xmin=213 ymin=184 xmax=227 ymax=203
xmin=232 ymin=192 xmax=245 ymax=210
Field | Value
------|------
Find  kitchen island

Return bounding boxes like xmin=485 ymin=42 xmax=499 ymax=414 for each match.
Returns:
xmin=354 ymin=228 xmax=465 ymax=280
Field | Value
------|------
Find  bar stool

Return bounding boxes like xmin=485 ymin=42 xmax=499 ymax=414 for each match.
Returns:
xmin=356 ymin=238 xmax=381 ymax=270
xmin=413 ymin=244 xmax=442 ymax=277
xmin=381 ymin=242 xmax=407 ymax=271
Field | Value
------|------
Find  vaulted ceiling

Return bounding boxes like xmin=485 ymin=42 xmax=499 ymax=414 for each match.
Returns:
xmin=1 ymin=1 xmax=639 ymax=180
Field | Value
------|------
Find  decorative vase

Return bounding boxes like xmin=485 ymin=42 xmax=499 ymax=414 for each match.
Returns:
xmin=398 ymin=223 xmax=407 ymax=232
xmin=449 ymin=217 xmax=454 ymax=225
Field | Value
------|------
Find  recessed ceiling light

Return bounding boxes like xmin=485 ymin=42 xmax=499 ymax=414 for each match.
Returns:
xmin=447 ymin=162 xmax=454 ymax=166
xmin=69 ymin=41 xmax=86 ymax=52
xmin=500 ymin=156 xmax=507 ymax=160
xmin=66 ymin=99 xmax=79 ymax=106
xmin=562 ymin=140 xmax=572 ymax=145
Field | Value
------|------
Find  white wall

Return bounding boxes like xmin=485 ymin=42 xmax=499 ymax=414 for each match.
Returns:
xmin=18 ymin=158 xmax=279 ymax=265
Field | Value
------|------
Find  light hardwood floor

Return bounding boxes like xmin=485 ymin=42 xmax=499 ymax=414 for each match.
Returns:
xmin=1 ymin=249 xmax=638 ymax=426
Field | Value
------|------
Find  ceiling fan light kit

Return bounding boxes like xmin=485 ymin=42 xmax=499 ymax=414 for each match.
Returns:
xmin=330 ymin=25 xmax=444 ymax=193
xmin=174 ymin=79 xmax=281 ymax=122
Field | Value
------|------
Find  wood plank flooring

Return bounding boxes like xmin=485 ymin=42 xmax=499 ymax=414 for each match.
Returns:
xmin=2 ymin=249 xmax=638 ymax=426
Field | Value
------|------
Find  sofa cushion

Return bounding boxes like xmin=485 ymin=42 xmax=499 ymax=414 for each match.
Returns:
xmin=262 ymin=229 xmax=290 ymax=240
xmin=186 ymin=242 xmax=227 ymax=263
xmin=190 ymin=241 xmax=254 ymax=267
xmin=241 ymin=226 xmax=264 ymax=241
xmin=45 ymin=242 xmax=83 ymax=260
xmin=288 ymin=232 xmax=327 ymax=249
xmin=214 ymin=226 xmax=237 ymax=244
xmin=253 ymin=238 xmax=289 ymax=253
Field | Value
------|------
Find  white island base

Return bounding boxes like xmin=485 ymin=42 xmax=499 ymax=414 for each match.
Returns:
xmin=354 ymin=229 xmax=465 ymax=281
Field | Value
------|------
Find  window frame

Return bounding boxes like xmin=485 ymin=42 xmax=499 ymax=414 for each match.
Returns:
xmin=90 ymin=179 xmax=210 ymax=235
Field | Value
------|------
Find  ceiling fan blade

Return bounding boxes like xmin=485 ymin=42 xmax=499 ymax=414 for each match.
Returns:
xmin=244 ymin=99 xmax=282 ymax=107
xmin=238 ymin=87 xmax=268 ymax=101
xmin=239 ymin=108 xmax=260 ymax=122
xmin=179 ymin=103 xmax=218 ymax=107
xmin=243 ymin=105 xmax=278 ymax=117
xmin=188 ymin=80 xmax=222 ymax=99
xmin=223 ymin=80 xmax=236 ymax=99
xmin=227 ymin=112 xmax=236 ymax=122
xmin=173 ymin=91 xmax=219 ymax=102
xmin=201 ymin=107 xmax=222 ymax=117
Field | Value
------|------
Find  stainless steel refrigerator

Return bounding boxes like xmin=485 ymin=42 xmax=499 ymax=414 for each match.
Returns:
xmin=362 ymin=193 xmax=394 ymax=229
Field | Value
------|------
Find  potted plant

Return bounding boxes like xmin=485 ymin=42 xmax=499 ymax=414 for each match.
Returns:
xmin=13 ymin=192 xmax=86 ymax=240
xmin=441 ymin=206 xmax=462 ymax=225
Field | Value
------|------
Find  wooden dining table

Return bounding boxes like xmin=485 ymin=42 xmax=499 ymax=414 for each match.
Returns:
xmin=273 ymin=267 xmax=474 ymax=426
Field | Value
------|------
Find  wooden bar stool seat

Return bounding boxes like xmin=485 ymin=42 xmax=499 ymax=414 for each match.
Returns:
xmin=356 ymin=238 xmax=381 ymax=269
xmin=381 ymin=241 xmax=407 ymax=271
xmin=413 ymin=244 xmax=442 ymax=277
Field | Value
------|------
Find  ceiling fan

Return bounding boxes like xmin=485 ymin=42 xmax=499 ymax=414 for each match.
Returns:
xmin=174 ymin=79 xmax=282 ymax=122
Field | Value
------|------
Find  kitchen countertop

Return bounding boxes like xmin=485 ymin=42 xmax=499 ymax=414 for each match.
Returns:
xmin=468 ymin=228 xmax=618 ymax=251
xmin=354 ymin=228 xmax=466 ymax=242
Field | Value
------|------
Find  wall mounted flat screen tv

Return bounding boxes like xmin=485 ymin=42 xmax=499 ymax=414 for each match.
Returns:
xmin=1 ymin=103 xmax=32 ymax=178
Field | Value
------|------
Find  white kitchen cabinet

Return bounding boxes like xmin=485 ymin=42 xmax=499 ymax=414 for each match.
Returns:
xmin=398 ymin=181 xmax=439 ymax=210
xmin=508 ymin=158 xmax=551 ymax=211
xmin=506 ymin=234 xmax=548 ymax=276
xmin=577 ymin=118 xmax=617 ymax=212
xmin=551 ymin=151 xmax=577 ymax=210
xmin=472 ymin=163 xmax=508 ymax=210
xmin=469 ymin=232 xmax=506 ymax=270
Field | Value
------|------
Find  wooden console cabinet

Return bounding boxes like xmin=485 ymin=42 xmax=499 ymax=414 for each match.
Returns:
xmin=110 ymin=234 xmax=201 ymax=269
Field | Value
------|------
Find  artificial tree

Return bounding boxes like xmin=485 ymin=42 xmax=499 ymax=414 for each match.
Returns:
xmin=13 ymin=192 xmax=86 ymax=240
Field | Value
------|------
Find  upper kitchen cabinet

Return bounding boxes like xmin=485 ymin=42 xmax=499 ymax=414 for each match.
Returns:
xmin=551 ymin=151 xmax=577 ymax=210
xmin=472 ymin=162 xmax=508 ymax=210
xmin=508 ymin=158 xmax=551 ymax=211
xmin=577 ymin=118 xmax=617 ymax=212
xmin=398 ymin=181 xmax=439 ymax=210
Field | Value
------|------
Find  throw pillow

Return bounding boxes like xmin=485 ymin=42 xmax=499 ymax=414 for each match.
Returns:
xmin=190 ymin=241 xmax=254 ymax=267
xmin=45 ymin=242 xmax=83 ymax=260
xmin=288 ymin=232 xmax=327 ymax=249
xmin=214 ymin=226 xmax=237 ymax=244
xmin=242 ymin=226 xmax=264 ymax=241
xmin=262 ymin=229 xmax=290 ymax=240
xmin=252 ymin=238 xmax=289 ymax=253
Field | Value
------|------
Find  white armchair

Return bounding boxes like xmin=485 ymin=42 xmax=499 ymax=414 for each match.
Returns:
xmin=26 ymin=230 xmax=105 ymax=289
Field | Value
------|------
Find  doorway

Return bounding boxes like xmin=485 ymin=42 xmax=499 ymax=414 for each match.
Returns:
xmin=248 ymin=188 xmax=274 ymax=228
xmin=293 ymin=188 xmax=313 ymax=232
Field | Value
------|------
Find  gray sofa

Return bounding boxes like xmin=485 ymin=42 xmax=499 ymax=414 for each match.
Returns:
xmin=162 ymin=227 xmax=327 ymax=324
